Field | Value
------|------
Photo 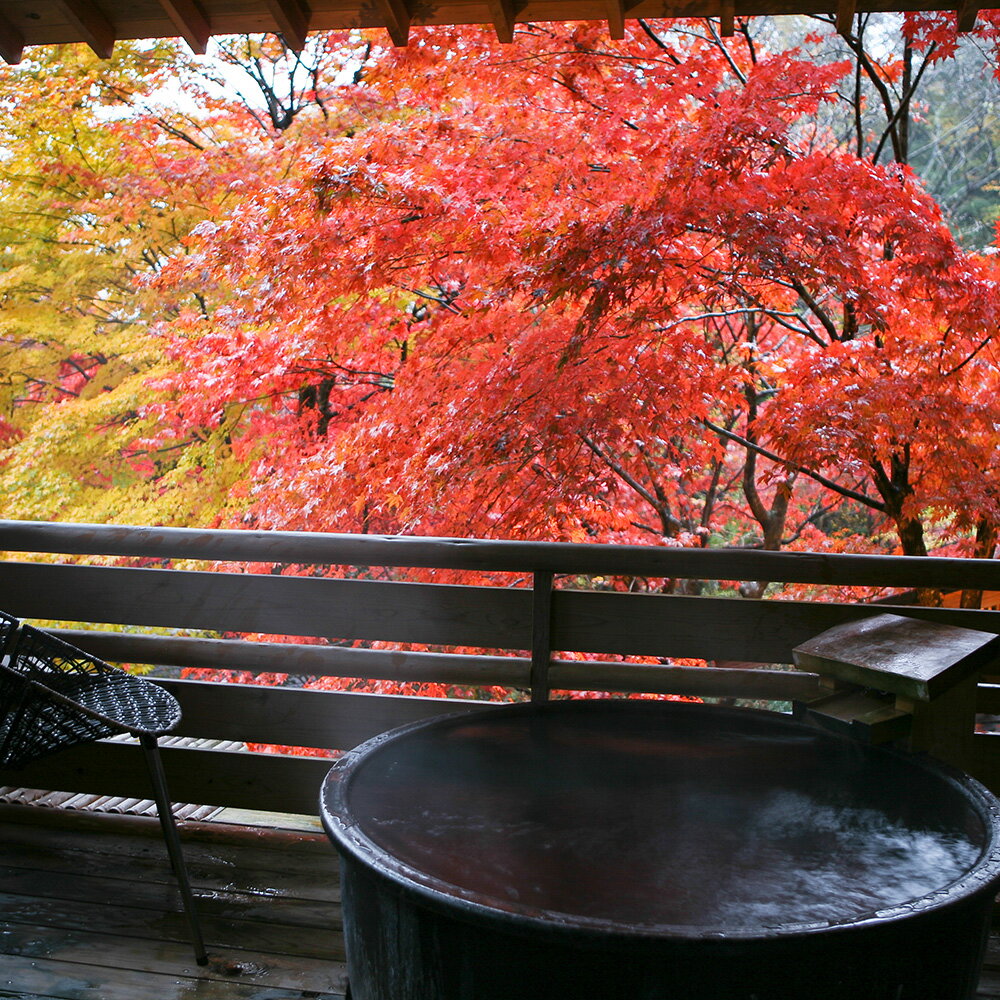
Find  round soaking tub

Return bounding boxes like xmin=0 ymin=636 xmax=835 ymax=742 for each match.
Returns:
xmin=320 ymin=700 xmax=1000 ymax=1000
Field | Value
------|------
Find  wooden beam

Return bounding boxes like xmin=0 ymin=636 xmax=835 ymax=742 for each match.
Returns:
xmin=3 ymin=518 xmax=1000 ymax=591
xmin=957 ymin=0 xmax=979 ymax=31
xmin=52 ymin=628 xmax=533 ymax=687
xmin=0 ymin=561 xmax=535 ymax=650
xmin=264 ymin=0 xmax=311 ymax=52
xmin=530 ymin=570 xmax=554 ymax=702
xmin=607 ymin=0 xmax=625 ymax=39
xmin=374 ymin=0 xmax=411 ymax=46
xmin=0 ymin=12 xmax=24 ymax=64
xmin=55 ymin=0 xmax=116 ymax=59
xmin=156 ymin=0 xmax=211 ymax=55
xmin=55 ymin=626 xmax=823 ymax=699
xmin=488 ymin=0 xmax=516 ymax=43
xmin=719 ymin=0 xmax=735 ymax=36
xmin=835 ymin=0 xmax=856 ymax=35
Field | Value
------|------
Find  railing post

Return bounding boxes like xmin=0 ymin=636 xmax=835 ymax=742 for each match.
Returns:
xmin=530 ymin=571 xmax=554 ymax=703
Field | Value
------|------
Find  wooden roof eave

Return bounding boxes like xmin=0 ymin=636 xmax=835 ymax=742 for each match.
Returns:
xmin=0 ymin=0 xmax=981 ymax=63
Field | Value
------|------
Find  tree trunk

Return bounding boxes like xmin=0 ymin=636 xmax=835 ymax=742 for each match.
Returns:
xmin=872 ymin=454 xmax=941 ymax=606
xmin=894 ymin=515 xmax=944 ymax=606
xmin=961 ymin=518 xmax=998 ymax=609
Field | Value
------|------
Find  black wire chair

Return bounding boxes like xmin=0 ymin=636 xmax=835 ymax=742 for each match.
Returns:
xmin=0 ymin=611 xmax=16 ymax=661
xmin=0 ymin=612 xmax=207 ymax=965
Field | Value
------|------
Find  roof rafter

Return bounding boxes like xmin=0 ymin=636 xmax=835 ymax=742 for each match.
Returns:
xmin=607 ymin=0 xmax=625 ymax=39
xmin=0 ymin=10 xmax=23 ymax=64
xmin=264 ymin=0 xmax=311 ymax=51
xmin=156 ymin=0 xmax=212 ymax=54
xmin=55 ymin=0 xmax=115 ymax=59
xmin=374 ymin=0 xmax=411 ymax=46
xmin=488 ymin=0 xmax=516 ymax=43
xmin=719 ymin=0 xmax=735 ymax=35
xmin=957 ymin=0 xmax=979 ymax=30
xmin=836 ymin=0 xmax=856 ymax=35
xmin=0 ymin=0 xmax=986 ymax=55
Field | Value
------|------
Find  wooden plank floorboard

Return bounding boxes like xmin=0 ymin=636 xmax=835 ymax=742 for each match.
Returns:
xmin=0 ymin=808 xmax=346 ymax=1000
xmin=0 ymin=868 xmax=339 ymax=929
xmin=0 ymin=928 xmax=347 ymax=994
xmin=978 ymin=930 xmax=1000 ymax=999
xmin=0 ymin=824 xmax=341 ymax=901
xmin=0 ymin=892 xmax=342 ymax=958
xmin=3 ymin=804 xmax=999 ymax=999
xmin=0 ymin=958 xmax=344 ymax=1000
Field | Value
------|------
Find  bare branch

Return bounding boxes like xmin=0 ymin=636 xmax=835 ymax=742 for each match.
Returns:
xmin=703 ymin=419 xmax=886 ymax=511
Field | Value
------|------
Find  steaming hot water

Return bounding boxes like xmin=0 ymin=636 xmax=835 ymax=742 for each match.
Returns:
xmin=324 ymin=700 xmax=1000 ymax=1000
xmin=345 ymin=704 xmax=985 ymax=933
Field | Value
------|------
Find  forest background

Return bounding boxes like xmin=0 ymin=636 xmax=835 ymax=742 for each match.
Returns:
xmin=0 ymin=12 xmax=998 ymax=629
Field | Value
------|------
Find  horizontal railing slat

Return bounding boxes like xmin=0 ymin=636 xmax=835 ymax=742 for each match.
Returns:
xmin=54 ymin=629 xmax=822 ymax=701
xmin=7 ymin=563 xmax=998 ymax=664
xmin=157 ymin=681 xmax=488 ymax=749
xmin=553 ymin=591 xmax=1000 ymax=661
xmin=2 ymin=518 xmax=1000 ymax=588
xmin=977 ymin=684 xmax=1000 ymax=716
xmin=0 ymin=562 xmax=532 ymax=649
xmin=546 ymin=662 xmax=821 ymax=700
xmin=52 ymin=630 xmax=533 ymax=687
xmin=0 ymin=743 xmax=331 ymax=814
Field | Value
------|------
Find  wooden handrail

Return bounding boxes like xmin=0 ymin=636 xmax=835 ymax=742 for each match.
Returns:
xmin=1 ymin=518 xmax=999 ymax=589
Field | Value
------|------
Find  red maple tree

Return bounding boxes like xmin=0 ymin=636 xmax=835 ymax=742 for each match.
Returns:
xmin=145 ymin=18 xmax=999 ymax=590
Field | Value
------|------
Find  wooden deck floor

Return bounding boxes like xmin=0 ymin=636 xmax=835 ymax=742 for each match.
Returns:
xmin=0 ymin=804 xmax=347 ymax=999
xmin=2 ymin=801 xmax=1000 ymax=999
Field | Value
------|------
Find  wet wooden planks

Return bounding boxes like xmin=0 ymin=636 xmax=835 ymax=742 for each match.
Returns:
xmin=977 ymin=930 xmax=1000 ymax=998
xmin=1 ymin=800 xmax=999 ymax=1000
xmin=0 ymin=805 xmax=346 ymax=1000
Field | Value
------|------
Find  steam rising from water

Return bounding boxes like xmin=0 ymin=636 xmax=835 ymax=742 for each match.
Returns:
xmin=707 ymin=790 xmax=981 ymax=929
xmin=344 ymin=706 xmax=990 ymax=933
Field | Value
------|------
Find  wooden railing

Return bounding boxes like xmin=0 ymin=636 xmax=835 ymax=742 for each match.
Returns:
xmin=1 ymin=518 xmax=999 ymax=814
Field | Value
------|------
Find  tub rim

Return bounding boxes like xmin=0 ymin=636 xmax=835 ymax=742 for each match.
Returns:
xmin=320 ymin=699 xmax=1000 ymax=944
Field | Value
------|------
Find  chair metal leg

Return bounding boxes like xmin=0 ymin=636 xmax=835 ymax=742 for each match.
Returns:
xmin=140 ymin=733 xmax=208 ymax=966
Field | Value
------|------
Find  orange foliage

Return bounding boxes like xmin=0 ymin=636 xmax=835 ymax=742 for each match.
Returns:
xmin=144 ymin=22 xmax=998 ymax=562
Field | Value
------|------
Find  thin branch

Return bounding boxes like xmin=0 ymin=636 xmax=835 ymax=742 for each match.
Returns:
xmin=705 ymin=18 xmax=747 ymax=85
xmin=870 ymin=42 xmax=937 ymax=164
xmin=781 ymin=499 xmax=839 ymax=546
xmin=651 ymin=307 xmax=758 ymax=333
xmin=153 ymin=118 xmax=206 ymax=151
xmin=838 ymin=22 xmax=906 ymax=162
xmin=636 ymin=19 xmax=681 ymax=63
xmin=548 ymin=74 xmax=640 ymax=131
xmin=939 ymin=334 xmax=993 ymax=378
xmin=579 ymin=433 xmax=659 ymax=509
xmin=788 ymin=274 xmax=841 ymax=342
xmin=703 ymin=419 xmax=886 ymax=511
xmin=852 ymin=28 xmax=864 ymax=157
